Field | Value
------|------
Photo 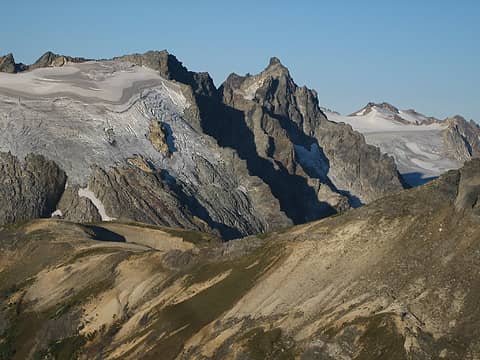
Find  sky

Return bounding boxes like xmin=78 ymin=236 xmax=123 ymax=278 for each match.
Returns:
xmin=1 ymin=0 xmax=479 ymax=121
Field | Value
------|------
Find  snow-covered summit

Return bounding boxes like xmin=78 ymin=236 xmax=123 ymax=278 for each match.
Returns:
xmin=324 ymin=103 xmax=480 ymax=186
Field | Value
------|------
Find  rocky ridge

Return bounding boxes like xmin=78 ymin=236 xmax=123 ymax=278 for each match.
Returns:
xmin=0 ymin=51 xmax=88 ymax=73
xmin=1 ymin=159 xmax=480 ymax=359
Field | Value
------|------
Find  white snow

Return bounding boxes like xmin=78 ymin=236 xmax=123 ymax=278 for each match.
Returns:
xmin=78 ymin=187 xmax=116 ymax=221
xmin=326 ymin=108 xmax=445 ymax=134
xmin=0 ymin=61 xmax=188 ymax=109
xmin=0 ymin=60 xmax=191 ymax=184
xmin=324 ymin=108 xmax=461 ymax=185
xmin=242 ymin=78 xmax=265 ymax=100
xmin=51 ymin=209 xmax=63 ymax=217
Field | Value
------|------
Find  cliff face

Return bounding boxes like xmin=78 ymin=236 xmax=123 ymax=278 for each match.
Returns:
xmin=444 ymin=115 xmax=480 ymax=161
xmin=212 ymin=57 xmax=403 ymax=220
xmin=0 ymin=152 xmax=66 ymax=224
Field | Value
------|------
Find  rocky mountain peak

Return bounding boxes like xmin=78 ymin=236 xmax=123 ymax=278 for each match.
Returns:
xmin=0 ymin=53 xmax=17 ymax=73
xmin=29 ymin=51 xmax=89 ymax=70
xmin=114 ymin=50 xmax=216 ymax=97
xmin=269 ymin=56 xmax=282 ymax=66
xmin=446 ymin=114 xmax=468 ymax=123
xmin=262 ymin=56 xmax=290 ymax=78
xmin=353 ymin=102 xmax=400 ymax=116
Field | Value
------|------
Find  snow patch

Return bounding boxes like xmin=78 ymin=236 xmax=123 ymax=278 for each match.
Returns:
xmin=324 ymin=108 xmax=461 ymax=185
xmin=51 ymin=209 xmax=63 ymax=217
xmin=243 ymin=78 xmax=265 ymax=100
xmin=78 ymin=187 xmax=116 ymax=221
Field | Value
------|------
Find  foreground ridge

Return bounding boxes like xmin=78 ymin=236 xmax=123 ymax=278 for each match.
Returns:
xmin=1 ymin=159 xmax=479 ymax=358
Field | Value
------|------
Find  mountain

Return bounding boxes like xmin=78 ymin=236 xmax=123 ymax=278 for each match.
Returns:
xmin=0 ymin=51 xmax=82 ymax=73
xmin=326 ymin=102 xmax=480 ymax=186
xmin=0 ymin=51 xmax=403 ymax=238
xmin=1 ymin=159 xmax=479 ymax=359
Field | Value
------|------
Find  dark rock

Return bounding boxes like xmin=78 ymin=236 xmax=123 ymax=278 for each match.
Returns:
xmin=444 ymin=115 xmax=480 ymax=162
xmin=88 ymin=164 xmax=211 ymax=232
xmin=0 ymin=152 xmax=66 ymax=224
xmin=455 ymin=159 xmax=480 ymax=216
xmin=57 ymin=186 xmax=102 ymax=223
xmin=201 ymin=58 xmax=403 ymax=224
xmin=113 ymin=50 xmax=216 ymax=97
xmin=0 ymin=53 xmax=16 ymax=73
xmin=29 ymin=51 xmax=90 ymax=70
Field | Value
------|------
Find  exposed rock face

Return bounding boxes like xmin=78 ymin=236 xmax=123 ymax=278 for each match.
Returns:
xmin=454 ymin=158 xmax=480 ymax=216
xmin=444 ymin=115 xmax=480 ymax=161
xmin=0 ymin=53 xmax=16 ymax=73
xmin=56 ymin=186 xmax=102 ymax=223
xmin=314 ymin=119 xmax=403 ymax=203
xmin=0 ymin=152 xmax=66 ymax=224
xmin=147 ymin=120 xmax=171 ymax=157
xmin=87 ymin=164 xmax=213 ymax=233
xmin=114 ymin=50 xmax=216 ymax=97
xmin=28 ymin=51 xmax=89 ymax=70
xmin=204 ymin=57 xmax=403 ymax=222
xmin=0 ymin=51 xmax=89 ymax=74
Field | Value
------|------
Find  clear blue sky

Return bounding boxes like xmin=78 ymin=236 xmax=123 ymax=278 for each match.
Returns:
xmin=1 ymin=0 xmax=479 ymax=120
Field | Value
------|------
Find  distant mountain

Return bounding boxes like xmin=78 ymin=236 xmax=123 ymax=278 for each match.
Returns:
xmin=0 ymin=51 xmax=86 ymax=73
xmin=0 ymin=51 xmax=403 ymax=238
xmin=326 ymin=102 xmax=480 ymax=186
xmin=351 ymin=102 xmax=440 ymax=124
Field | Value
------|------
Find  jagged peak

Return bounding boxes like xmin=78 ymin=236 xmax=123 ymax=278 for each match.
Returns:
xmin=1 ymin=53 xmax=14 ymax=60
xmin=269 ymin=57 xmax=282 ymax=66
xmin=446 ymin=114 xmax=467 ymax=122
xmin=263 ymin=56 xmax=290 ymax=76
xmin=0 ymin=53 xmax=17 ymax=73
xmin=30 ymin=51 xmax=90 ymax=70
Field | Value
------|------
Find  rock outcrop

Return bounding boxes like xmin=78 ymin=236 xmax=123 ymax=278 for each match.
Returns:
xmin=0 ymin=53 xmax=16 ymax=73
xmin=28 ymin=51 xmax=89 ymax=70
xmin=444 ymin=115 xmax=480 ymax=161
xmin=56 ymin=186 xmax=102 ymax=223
xmin=454 ymin=158 xmax=480 ymax=216
xmin=0 ymin=51 xmax=89 ymax=73
xmin=147 ymin=120 xmax=171 ymax=157
xmin=0 ymin=152 xmax=66 ymax=224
